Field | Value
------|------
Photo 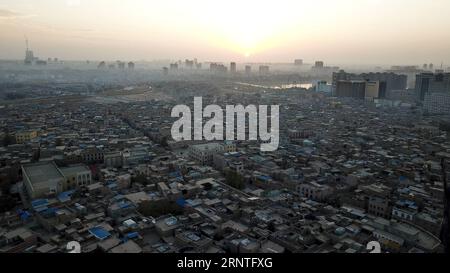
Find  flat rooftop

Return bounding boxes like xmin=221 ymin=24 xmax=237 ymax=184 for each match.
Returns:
xmin=59 ymin=164 xmax=90 ymax=176
xmin=22 ymin=162 xmax=63 ymax=189
xmin=191 ymin=143 xmax=223 ymax=151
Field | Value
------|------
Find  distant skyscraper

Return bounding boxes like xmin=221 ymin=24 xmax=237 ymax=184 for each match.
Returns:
xmin=163 ymin=67 xmax=169 ymax=75
xmin=259 ymin=65 xmax=269 ymax=74
xmin=230 ymin=62 xmax=237 ymax=73
xmin=117 ymin=61 xmax=125 ymax=69
xmin=294 ymin=59 xmax=303 ymax=66
xmin=185 ymin=59 xmax=194 ymax=68
xmin=170 ymin=63 xmax=178 ymax=70
xmin=24 ymin=38 xmax=35 ymax=65
xmin=128 ymin=62 xmax=135 ymax=69
xmin=210 ymin=63 xmax=227 ymax=73
xmin=314 ymin=61 xmax=324 ymax=68
xmin=245 ymin=65 xmax=252 ymax=74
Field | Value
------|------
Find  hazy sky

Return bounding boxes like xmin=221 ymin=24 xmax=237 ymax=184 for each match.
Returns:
xmin=1 ymin=0 xmax=450 ymax=65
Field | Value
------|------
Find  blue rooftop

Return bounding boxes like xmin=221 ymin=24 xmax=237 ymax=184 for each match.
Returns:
xmin=396 ymin=200 xmax=418 ymax=209
xmin=169 ymin=171 xmax=182 ymax=178
xmin=107 ymin=183 xmax=118 ymax=189
xmin=118 ymin=201 xmax=133 ymax=209
xmin=258 ymin=175 xmax=272 ymax=181
xmin=18 ymin=210 xmax=32 ymax=220
xmin=176 ymin=198 xmax=186 ymax=207
xmin=58 ymin=190 xmax=75 ymax=203
xmin=126 ymin=232 xmax=139 ymax=239
xmin=112 ymin=194 xmax=125 ymax=201
xmin=31 ymin=199 xmax=49 ymax=208
xmin=89 ymin=226 xmax=111 ymax=240
xmin=41 ymin=207 xmax=58 ymax=217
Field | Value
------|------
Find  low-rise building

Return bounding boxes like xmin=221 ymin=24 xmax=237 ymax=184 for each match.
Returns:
xmin=22 ymin=161 xmax=92 ymax=199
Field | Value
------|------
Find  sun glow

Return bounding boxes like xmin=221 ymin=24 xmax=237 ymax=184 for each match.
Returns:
xmin=3 ymin=0 xmax=447 ymax=63
xmin=197 ymin=0 xmax=303 ymax=57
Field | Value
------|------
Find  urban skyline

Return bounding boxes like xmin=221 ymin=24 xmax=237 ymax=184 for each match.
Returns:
xmin=1 ymin=0 xmax=450 ymax=260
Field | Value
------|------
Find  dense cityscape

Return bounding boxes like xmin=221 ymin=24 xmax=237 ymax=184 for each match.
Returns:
xmin=1 ymin=51 xmax=450 ymax=254
xmin=1 ymin=1 xmax=450 ymax=260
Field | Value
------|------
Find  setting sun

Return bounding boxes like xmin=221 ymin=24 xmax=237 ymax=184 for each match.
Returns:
xmin=197 ymin=0 xmax=301 ymax=57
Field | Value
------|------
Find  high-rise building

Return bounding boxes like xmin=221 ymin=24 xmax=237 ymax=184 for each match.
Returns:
xmin=210 ymin=63 xmax=227 ymax=73
xmin=185 ymin=59 xmax=194 ymax=68
xmin=294 ymin=59 xmax=303 ymax=66
xmin=230 ymin=62 xmax=237 ymax=73
xmin=170 ymin=63 xmax=178 ymax=70
xmin=365 ymin=81 xmax=380 ymax=99
xmin=24 ymin=39 xmax=35 ymax=65
xmin=335 ymin=80 xmax=366 ymax=99
xmin=163 ymin=67 xmax=169 ymax=75
xmin=128 ymin=62 xmax=135 ymax=69
xmin=332 ymin=70 xmax=407 ymax=98
xmin=316 ymin=81 xmax=332 ymax=93
xmin=117 ymin=61 xmax=125 ymax=69
xmin=415 ymin=72 xmax=450 ymax=101
xmin=314 ymin=61 xmax=324 ymax=68
xmin=311 ymin=61 xmax=339 ymax=74
xmin=245 ymin=65 xmax=252 ymax=74
xmin=259 ymin=65 xmax=269 ymax=74
xmin=424 ymin=93 xmax=450 ymax=115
